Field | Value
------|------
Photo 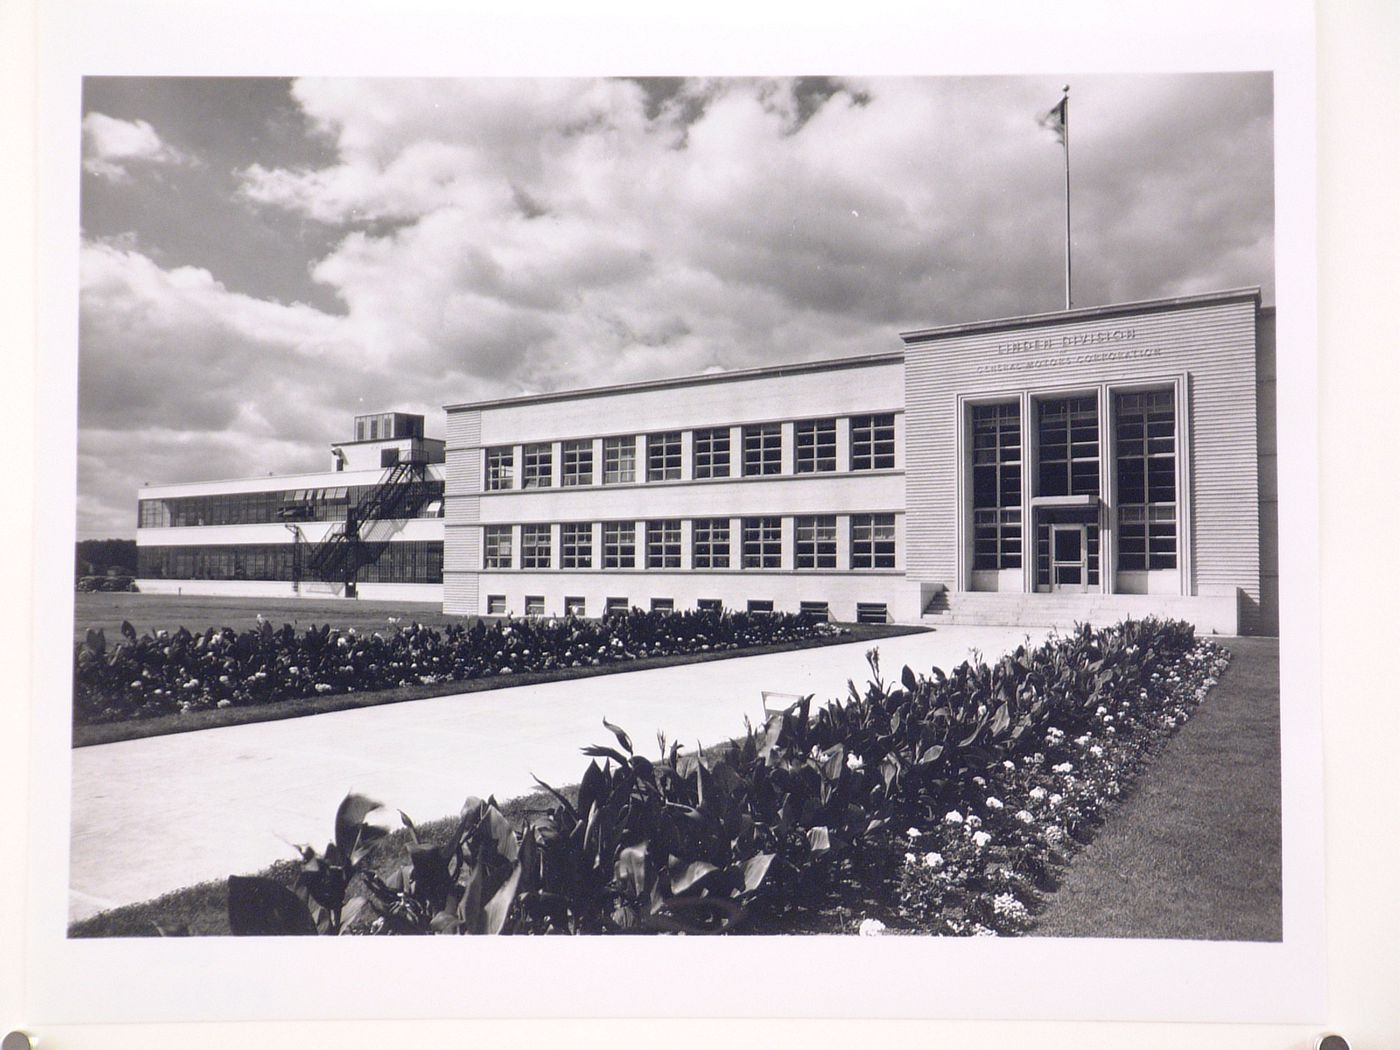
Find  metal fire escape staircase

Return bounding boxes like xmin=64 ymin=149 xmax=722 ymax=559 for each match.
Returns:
xmin=304 ymin=457 xmax=435 ymax=588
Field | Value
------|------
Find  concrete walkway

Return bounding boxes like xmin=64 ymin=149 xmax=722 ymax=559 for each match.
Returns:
xmin=69 ymin=625 xmax=1045 ymax=921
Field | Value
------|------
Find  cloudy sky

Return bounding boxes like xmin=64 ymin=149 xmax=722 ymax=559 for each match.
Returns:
xmin=77 ymin=74 xmax=1273 ymax=538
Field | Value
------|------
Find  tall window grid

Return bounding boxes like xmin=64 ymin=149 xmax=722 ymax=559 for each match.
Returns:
xmin=1115 ymin=389 xmax=1177 ymax=570
xmin=1037 ymin=396 xmax=1100 ymax=496
xmin=795 ymin=419 xmax=837 ymax=473
xmin=851 ymin=513 xmax=896 ymax=569
xmin=522 ymin=443 xmax=553 ymax=488
xmin=603 ymin=437 xmax=636 ymax=485
xmin=521 ymin=524 xmax=552 ymax=569
xmin=743 ymin=424 xmax=782 ymax=476
xmin=603 ymin=521 xmax=636 ymax=568
xmin=971 ymin=402 xmax=1023 ymax=570
xmin=850 ymin=414 xmax=896 ymax=470
xmin=692 ymin=427 xmax=731 ymax=479
xmin=485 ymin=448 xmax=514 ymax=491
xmin=794 ymin=515 xmax=838 ymax=569
xmin=741 ymin=516 xmax=782 ymax=568
xmin=645 ymin=520 xmax=682 ymax=568
xmin=483 ymin=525 xmax=513 ymax=569
xmin=560 ymin=522 xmax=593 ymax=569
xmin=647 ymin=432 xmax=682 ymax=481
xmin=561 ymin=440 xmax=594 ymax=486
xmin=691 ymin=518 xmax=730 ymax=569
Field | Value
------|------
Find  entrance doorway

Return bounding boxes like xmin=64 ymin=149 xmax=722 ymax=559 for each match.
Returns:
xmin=1050 ymin=524 xmax=1089 ymax=593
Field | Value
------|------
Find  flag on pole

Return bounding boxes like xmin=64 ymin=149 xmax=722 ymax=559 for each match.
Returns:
xmin=1038 ymin=94 xmax=1068 ymax=146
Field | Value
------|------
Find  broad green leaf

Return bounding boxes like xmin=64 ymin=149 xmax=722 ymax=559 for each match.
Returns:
xmin=602 ymin=717 xmax=634 ymax=754
xmin=227 ymin=875 xmax=317 ymax=936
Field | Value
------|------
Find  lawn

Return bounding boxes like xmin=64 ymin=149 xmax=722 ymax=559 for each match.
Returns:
xmin=73 ymin=592 xmax=927 ymax=747
xmin=73 ymin=592 xmax=464 ymax=643
xmin=1028 ymin=636 xmax=1281 ymax=940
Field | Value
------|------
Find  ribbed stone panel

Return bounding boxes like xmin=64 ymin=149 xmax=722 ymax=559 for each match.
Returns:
xmin=903 ymin=293 xmax=1263 ymax=632
xmin=444 ymin=409 xmax=484 ymax=613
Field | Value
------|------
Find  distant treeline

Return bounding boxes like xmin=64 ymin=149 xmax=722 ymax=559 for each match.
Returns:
xmin=77 ymin=539 xmax=137 ymax=577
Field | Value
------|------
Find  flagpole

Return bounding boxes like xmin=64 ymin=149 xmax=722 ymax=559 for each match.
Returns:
xmin=1061 ymin=84 xmax=1071 ymax=310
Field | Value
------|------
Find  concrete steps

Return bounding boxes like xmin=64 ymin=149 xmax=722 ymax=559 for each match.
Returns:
xmin=922 ymin=591 xmax=1205 ymax=629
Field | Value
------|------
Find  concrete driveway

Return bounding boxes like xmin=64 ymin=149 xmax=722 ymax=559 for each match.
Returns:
xmin=69 ymin=624 xmax=1046 ymax=921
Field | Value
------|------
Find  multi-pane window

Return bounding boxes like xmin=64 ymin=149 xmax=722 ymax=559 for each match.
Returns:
xmin=561 ymin=522 xmax=593 ymax=569
xmin=850 ymin=414 xmax=896 ymax=470
xmin=521 ymin=524 xmax=552 ymax=569
xmin=605 ymin=596 xmax=630 ymax=616
xmin=562 ymin=440 xmax=594 ymax=486
xmin=795 ymin=419 xmax=837 ymax=473
xmin=971 ymin=402 xmax=1023 ymax=570
xmin=696 ymin=598 xmax=723 ymax=613
xmin=486 ymin=447 xmax=514 ymax=491
xmin=138 ymin=483 xmax=445 ymax=528
xmin=650 ymin=598 xmax=675 ymax=613
xmin=742 ymin=424 xmax=782 ymax=476
xmin=603 ymin=436 xmax=637 ymax=485
xmin=486 ymin=595 xmax=506 ymax=615
xmin=564 ymin=596 xmax=586 ymax=616
xmin=136 ymin=541 xmax=442 ymax=584
xmin=647 ymin=432 xmax=682 ymax=481
xmin=1116 ymin=390 xmax=1178 ymax=570
xmin=603 ymin=521 xmax=636 ymax=568
xmin=524 ymin=596 xmax=545 ymax=617
xmin=692 ymin=517 xmax=730 ymax=569
xmin=741 ymin=516 xmax=782 ymax=568
xmin=646 ymin=520 xmax=682 ymax=568
xmin=747 ymin=599 xmax=774 ymax=615
xmin=851 ymin=513 xmax=896 ymax=569
xmin=522 ymin=443 xmax=553 ymax=488
xmin=693 ymin=427 xmax=731 ymax=479
xmin=794 ymin=515 xmax=837 ymax=569
xmin=1037 ymin=396 xmax=1099 ymax=497
xmin=483 ymin=525 xmax=513 ymax=569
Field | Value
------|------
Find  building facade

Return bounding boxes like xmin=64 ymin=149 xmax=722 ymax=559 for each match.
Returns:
xmin=135 ymin=413 xmax=447 ymax=602
xmin=442 ymin=289 xmax=1277 ymax=634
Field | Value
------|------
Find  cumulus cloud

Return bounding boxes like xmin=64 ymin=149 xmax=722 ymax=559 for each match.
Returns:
xmin=78 ymin=75 xmax=1273 ymax=536
xmin=82 ymin=112 xmax=192 ymax=181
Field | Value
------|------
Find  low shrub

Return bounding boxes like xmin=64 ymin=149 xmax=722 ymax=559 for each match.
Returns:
xmin=215 ymin=617 xmax=1228 ymax=937
xmin=72 ymin=608 xmax=846 ymax=726
xmin=76 ymin=575 xmax=137 ymax=593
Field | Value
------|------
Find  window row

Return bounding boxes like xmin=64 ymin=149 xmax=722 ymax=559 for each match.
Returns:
xmin=138 ymin=482 xmax=446 ymax=529
xmin=136 ymin=541 xmax=444 ymax=584
xmin=483 ymin=414 xmax=897 ymax=491
xmin=481 ymin=514 xmax=898 ymax=571
xmin=482 ymin=594 xmax=890 ymax=623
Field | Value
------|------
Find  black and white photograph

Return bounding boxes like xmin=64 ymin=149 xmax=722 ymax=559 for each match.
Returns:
xmin=66 ymin=72 xmax=1283 ymax=943
xmin=18 ymin=0 xmax=1388 ymax=1039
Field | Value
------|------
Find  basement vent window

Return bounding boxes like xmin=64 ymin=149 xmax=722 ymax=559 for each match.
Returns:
xmin=524 ymin=595 xmax=545 ymax=617
xmin=564 ymin=596 xmax=586 ymax=616
xmin=799 ymin=601 xmax=830 ymax=621
xmin=696 ymin=598 xmax=723 ymax=613
xmin=486 ymin=595 xmax=506 ymax=616
xmin=747 ymin=599 xmax=775 ymax=615
xmin=605 ymin=596 xmax=629 ymax=617
xmin=856 ymin=602 xmax=889 ymax=624
xmin=650 ymin=598 xmax=675 ymax=613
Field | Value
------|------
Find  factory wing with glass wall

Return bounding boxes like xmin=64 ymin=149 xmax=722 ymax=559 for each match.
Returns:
xmin=135 ymin=412 xmax=447 ymax=601
xmin=442 ymin=288 xmax=1277 ymax=635
xmin=135 ymin=288 xmax=1277 ymax=634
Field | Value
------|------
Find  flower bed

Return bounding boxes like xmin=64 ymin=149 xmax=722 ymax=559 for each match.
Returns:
xmin=212 ymin=617 xmax=1229 ymax=938
xmin=72 ymin=608 xmax=847 ymax=726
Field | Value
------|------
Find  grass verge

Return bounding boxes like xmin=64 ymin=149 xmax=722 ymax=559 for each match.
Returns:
xmin=1027 ymin=636 xmax=1281 ymax=940
xmin=74 ymin=622 xmax=926 ymax=748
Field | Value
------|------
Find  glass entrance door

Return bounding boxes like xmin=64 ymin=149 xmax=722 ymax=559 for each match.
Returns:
xmin=1050 ymin=524 xmax=1089 ymax=593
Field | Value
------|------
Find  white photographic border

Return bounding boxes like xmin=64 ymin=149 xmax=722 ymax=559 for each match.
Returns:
xmin=8 ymin=0 xmax=1346 ymax=1036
